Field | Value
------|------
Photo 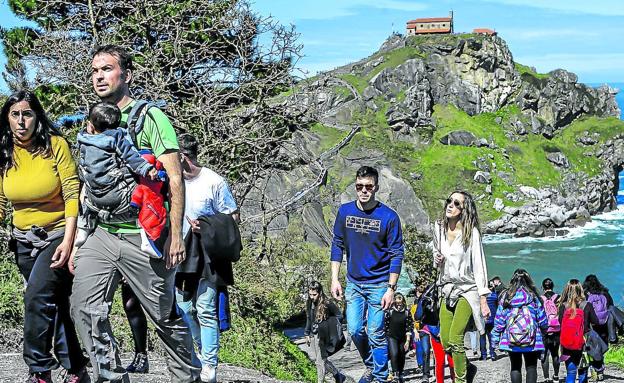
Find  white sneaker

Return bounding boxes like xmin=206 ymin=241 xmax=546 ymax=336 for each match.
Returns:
xmin=200 ymin=365 xmax=216 ymax=383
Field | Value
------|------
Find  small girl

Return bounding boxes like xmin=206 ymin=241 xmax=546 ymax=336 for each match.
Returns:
xmin=540 ymin=278 xmax=561 ymax=383
xmin=304 ymin=281 xmax=349 ymax=383
xmin=491 ymin=269 xmax=547 ymax=383
xmin=559 ymin=279 xmax=599 ymax=383
xmin=384 ymin=293 xmax=413 ymax=383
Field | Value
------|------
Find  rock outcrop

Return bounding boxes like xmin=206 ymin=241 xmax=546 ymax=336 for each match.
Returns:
xmin=243 ymin=33 xmax=623 ymax=240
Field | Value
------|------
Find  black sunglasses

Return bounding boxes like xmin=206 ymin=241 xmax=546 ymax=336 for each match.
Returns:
xmin=356 ymin=183 xmax=375 ymax=192
xmin=446 ymin=198 xmax=463 ymax=210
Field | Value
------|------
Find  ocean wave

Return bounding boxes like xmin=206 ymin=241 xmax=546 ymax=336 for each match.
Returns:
xmin=484 ymin=206 xmax=624 ymax=244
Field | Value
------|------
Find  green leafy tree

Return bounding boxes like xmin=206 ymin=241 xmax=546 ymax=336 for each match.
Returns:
xmin=1 ymin=0 xmax=305 ymax=202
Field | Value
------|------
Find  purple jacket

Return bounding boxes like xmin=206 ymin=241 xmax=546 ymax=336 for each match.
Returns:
xmin=491 ymin=288 xmax=548 ymax=352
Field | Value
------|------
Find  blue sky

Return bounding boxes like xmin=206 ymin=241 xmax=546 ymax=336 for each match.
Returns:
xmin=1 ymin=0 xmax=623 ymax=93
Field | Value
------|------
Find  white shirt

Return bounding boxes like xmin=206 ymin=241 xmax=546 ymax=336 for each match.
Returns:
xmin=436 ymin=225 xmax=490 ymax=297
xmin=183 ymin=167 xmax=237 ymax=236
xmin=433 ymin=221 xmax=490 ymax=334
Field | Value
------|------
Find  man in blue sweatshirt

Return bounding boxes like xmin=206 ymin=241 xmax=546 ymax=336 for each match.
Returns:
xmin=330 ymin=166 xmax=404 ymax=383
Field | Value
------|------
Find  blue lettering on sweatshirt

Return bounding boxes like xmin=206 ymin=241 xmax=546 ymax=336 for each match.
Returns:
xmin=331 ymin=201 xmax=404 ymax=284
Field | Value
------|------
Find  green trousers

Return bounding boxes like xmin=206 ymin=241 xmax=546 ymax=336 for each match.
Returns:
xmin=439 ymin=297 xmax=473 ymax=383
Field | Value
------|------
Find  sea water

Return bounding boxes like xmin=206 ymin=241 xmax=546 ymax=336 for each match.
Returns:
xmin=484 ymin=83 xmax=624 ymax=304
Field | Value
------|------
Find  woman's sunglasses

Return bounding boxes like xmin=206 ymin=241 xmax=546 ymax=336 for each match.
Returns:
xmin=446 ymin=198 xmax=463 ymax=210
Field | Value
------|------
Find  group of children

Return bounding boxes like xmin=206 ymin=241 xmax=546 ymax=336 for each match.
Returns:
xmin=390 ymin=271 xmax=618 ymax=383
xmin=309 ymin=270 xmax=620 ymax=383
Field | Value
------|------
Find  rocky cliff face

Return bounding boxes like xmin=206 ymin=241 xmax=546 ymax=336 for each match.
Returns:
xmin=241 ymin=33 xmax=623 ymax=242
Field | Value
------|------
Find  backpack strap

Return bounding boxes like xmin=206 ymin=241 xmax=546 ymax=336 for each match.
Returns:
xmin=125 ymin=100 xmax=153 ymax=146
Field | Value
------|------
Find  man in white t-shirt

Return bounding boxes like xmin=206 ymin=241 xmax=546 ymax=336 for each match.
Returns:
xmin=176 ymin=133 xmax=239 ymax=383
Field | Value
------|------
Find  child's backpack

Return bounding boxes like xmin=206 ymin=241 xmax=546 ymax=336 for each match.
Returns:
xmin=560 ymin=305 xmax=585 ymax=350
xmin=587 ymin=293 xmax=609 ymax=325
xmin=507 ymin=305 xmax=537 ymax=347
xmin=414 ymin=283 xmax=438 ymax=324
xmin=542 ymin=294 xmax=561 ymax=333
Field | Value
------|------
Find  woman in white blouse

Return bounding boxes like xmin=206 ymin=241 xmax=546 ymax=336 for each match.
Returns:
xmin=433 ymin=191 xmax=491 ymax=383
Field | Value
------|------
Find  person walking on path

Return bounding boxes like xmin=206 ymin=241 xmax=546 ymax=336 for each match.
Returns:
xmin=384 ymin=293 xmax=413 ymax=382
xmin=411 ymin=285 xmax=431 ymax=381
xmin=558 ymin=279 xmax=599 ymax=383
xmin=540 ymin=278 xmax=561 ymax=383
xmin=69 ymin=45 xmax=200 ymax=383
xmin=582 ymin=274 xmax=612 ymax=381
xmin=433 ymin=191 xmax=490 ymax=383
xmin=479 ymin=280 xmax=498 ymax=361
xmin=491 ymin=269 xmax=548 ymax=383
xmin=174 ymin=133 xmax=240 ymax=383
xmin=0 ymin=91 xmax=89 ymax=383
xmin=330 ymin=166 xmax=404 ymax=383
xmin=305 ymin=281 xmax=351 ymax=383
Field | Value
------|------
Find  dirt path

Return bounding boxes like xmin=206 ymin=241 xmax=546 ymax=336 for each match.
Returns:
xmin=0 ymin=352 xmax=294 ymax=383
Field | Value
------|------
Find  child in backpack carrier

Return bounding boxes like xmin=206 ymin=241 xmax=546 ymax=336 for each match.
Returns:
xmin=559 ymin=279 xmax=600 ymax=383
xmin=582 ymin=275 xmax=613 ymax=381
xmin=540 ymin=278 xmax=561 ymax=383
xmin=491 ymin=269 xmax=547 ymax=383
xmin=76 ymin=102 xmax=167 ymax=255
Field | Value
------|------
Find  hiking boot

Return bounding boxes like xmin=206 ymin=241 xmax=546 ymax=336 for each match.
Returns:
xmin=358 ymin=369 xmax=373 ymax=383
xmin=26 ymin=371 xmax=52 ymax=383
xmin=200 ymin=365 xmax=217 ymax=383
xmin=61 ymin=367 xmax=91 ymax=383
xmin=126 ymin=352 xmax=149 ymax=373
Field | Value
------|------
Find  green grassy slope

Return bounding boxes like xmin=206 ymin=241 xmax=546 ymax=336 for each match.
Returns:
xmin=318 ymin=101 xmax=624 ymax=222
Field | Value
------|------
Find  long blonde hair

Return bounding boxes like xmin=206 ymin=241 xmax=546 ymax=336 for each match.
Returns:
xmin=441 ymin=190 xmax=481 ymax=249
xmin=560 ymin=279 xmax=585 ymax=319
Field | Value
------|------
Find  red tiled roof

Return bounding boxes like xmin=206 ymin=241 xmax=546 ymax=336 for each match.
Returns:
xmin=473 ymin=28 xmax=496 ymax=35
xmin=407 ymin=17 xmax=452 ymax=23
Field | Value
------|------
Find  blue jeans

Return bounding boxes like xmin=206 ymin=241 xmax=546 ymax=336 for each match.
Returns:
xmin=416 ymin=332 xmax=431 ymax=378
xmin=345 ymin=281 xmax=388 ymax=381
xmin=480 ymin=323 xmax=495 ymax=359
xmin=176 ymin=279 xmax=219 ymax=367
xmin=565 ymin=354 xmax=588 ymax=383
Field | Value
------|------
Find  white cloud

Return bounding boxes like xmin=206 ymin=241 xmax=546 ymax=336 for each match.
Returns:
xmin=480 ymin=0 xmax=624 ymax=16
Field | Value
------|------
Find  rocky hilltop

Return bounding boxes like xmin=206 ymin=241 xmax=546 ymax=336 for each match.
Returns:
xmin=241 ymin=33 xmax=623 ymax=241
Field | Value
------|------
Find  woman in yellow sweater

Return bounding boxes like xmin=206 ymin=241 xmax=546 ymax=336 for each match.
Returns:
xmin=0 ymin=91 xmax=88 ymax=383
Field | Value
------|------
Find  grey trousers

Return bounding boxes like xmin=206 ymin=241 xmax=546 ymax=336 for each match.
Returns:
xmin=70 ymin=227 xmax=200 ymax=382
xmin=312 ymin=334 xmax=340 ymax=383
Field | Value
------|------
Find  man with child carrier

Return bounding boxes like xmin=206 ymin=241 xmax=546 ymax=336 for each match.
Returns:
xmin=69 ymin=45 xmax=200 ymax=383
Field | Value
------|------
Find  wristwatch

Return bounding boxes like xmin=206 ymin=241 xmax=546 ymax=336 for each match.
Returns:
xmin=387 ymin=283 xmax=397 ymax=292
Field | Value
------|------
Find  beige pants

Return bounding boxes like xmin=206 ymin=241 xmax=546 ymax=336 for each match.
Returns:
xmin=70 ymin=227 xmax=200 ymax=382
